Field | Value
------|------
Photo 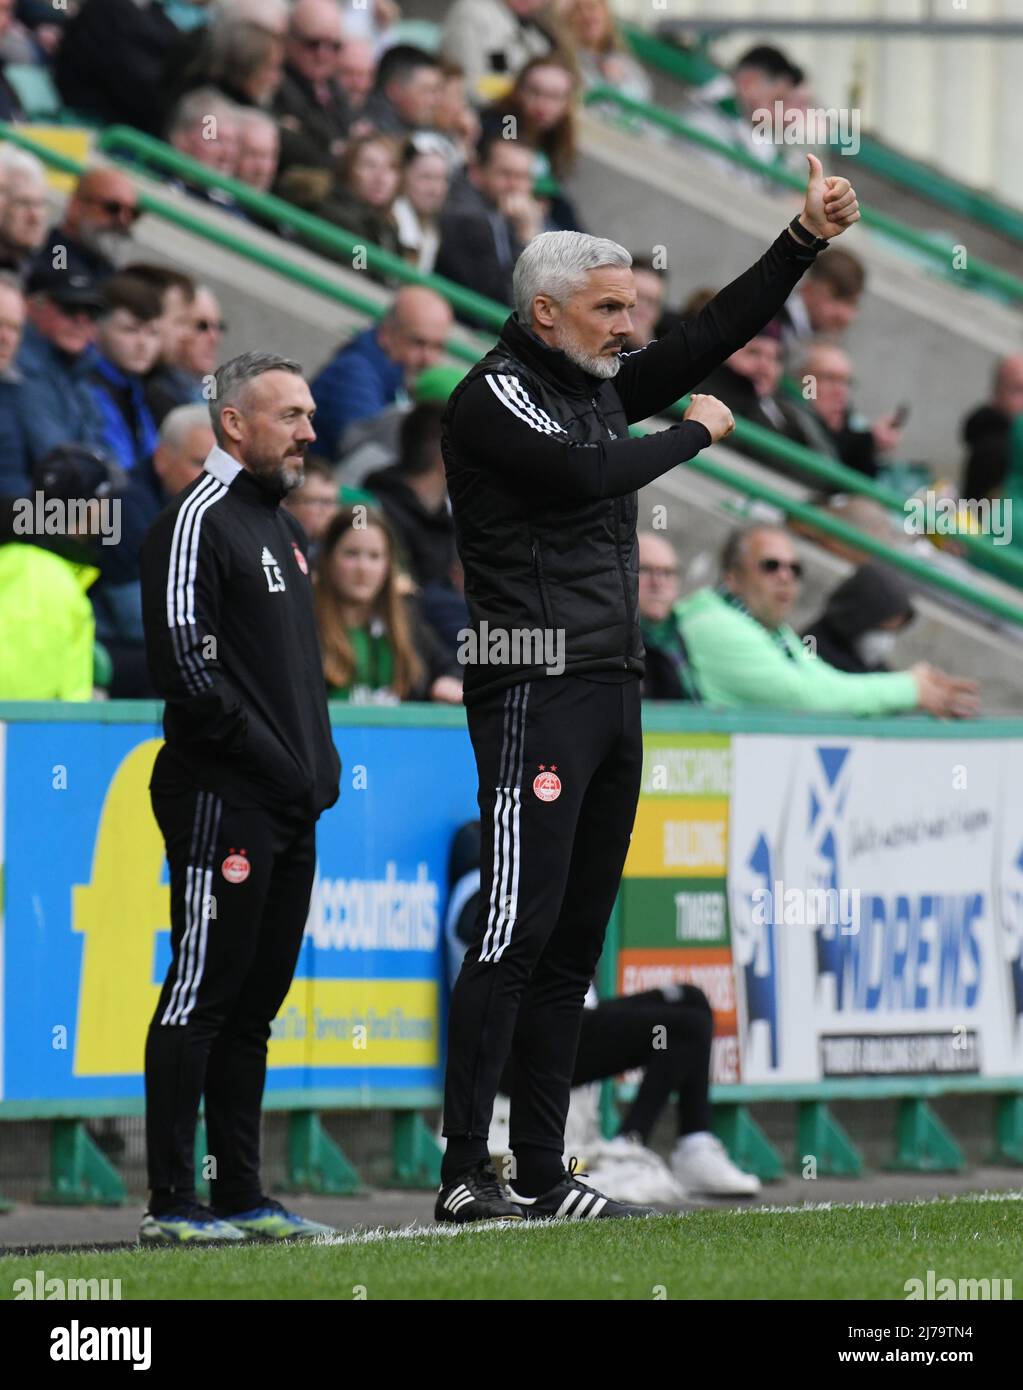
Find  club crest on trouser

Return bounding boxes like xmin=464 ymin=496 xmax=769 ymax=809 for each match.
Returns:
xmin=291 ymin=541 xmax=308 ymax=576
xmin=533 ymin=764 xmax=562 ymax=802
xmin=221 ymin=848 xmax=251 ymax=884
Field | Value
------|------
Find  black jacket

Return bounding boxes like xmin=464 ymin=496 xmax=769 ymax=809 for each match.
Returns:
xmin=140 ymin=447 xmax=341 ymax=819
xmin=363 ymin=462 xmax=458 ymax=587
xmin=442 ymin=226 xmax=821 ymax=704
xmin=961 ymin=403 xmax=1010 ymax=500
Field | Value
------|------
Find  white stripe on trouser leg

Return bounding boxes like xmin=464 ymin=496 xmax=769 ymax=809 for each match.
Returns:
xmin=177 ymin=799 xmax=222 ymax=1024
xmin=491 ymin=698 xmax=527 ymax=961
xmin=481 ymin=686 xmax=523 ymax=960
xmin=481 ymin=684 xmax=529 ymax=962
xmin=162 ymin=793 xmax=221 ymax=1025
xmin=480 ymin=688 xmax=516 ymax=961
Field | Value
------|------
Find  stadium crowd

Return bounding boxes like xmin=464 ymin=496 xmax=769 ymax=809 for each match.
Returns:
xmin=0 ymin=1 xmax=1004 ymax=716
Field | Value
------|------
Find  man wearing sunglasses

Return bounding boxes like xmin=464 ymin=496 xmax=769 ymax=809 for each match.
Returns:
xmin=676 ymin=524 xmax=979 ymax=719
xmin=35 ymin=167 xmax=140 ymax=283
xmin=275 ymin=0 xmax=351 ymax=177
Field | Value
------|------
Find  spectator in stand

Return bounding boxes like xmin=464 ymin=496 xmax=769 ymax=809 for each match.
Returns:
xmin=175 ymin=283 xmax=225 ymax=397
xmin=676 ymin=524 xmax=978 ymax=717
xmin=310 ymin=285 xmax=452 ymax=459
xmin=0 ymin=148 xmax=49 ymax=278
xmin=281 ymin=133 xmax=404 ymax=262
xmin=557 ymin=0 xmax=652 ymax=103
xmin=802 ymin=563 xmax=915 ymax=675
xmin=683 ymin=44 xmax=801 ymax=183
xmin=0 ymin=0 xmax=25 ymax=121
xmin=0 ymin=446 xmax=125 ymax=700
xmin=235 ymin=108 xmax=281 ymax=193
xmin=17 ymin=264 xmax=106 ymax=465
xmin=55 ymin=0 xmax=181 ymax=136
xmin=282 ymin=455 xmax=339 ymax=563
xmin=0 ymin=271 xmax=28 ymax=496
xmin=478 ymin=55 xmax=584 ymax=231
xmin=34 ymin=168 xmax=140 ymax=284
xmin=441 ymin=0 xmax=555 ymax=104
xmin=960 ymin=353 xmax=1023 ymax=501
xmin=394 ymin=139 xmax=450 ymax=274
xmin=435 ymin=135 xmax=543 ymax=311
xmin=87 ymin=272 xmax=163 ymax=474
xmin=364 ymin=401 xmax=458 ymax=590
xmin=786 ymin=339 xmax=903 ymax=483
xmin=165 ymin=88 xmax=249 ymax=220
xmin=123 ymin=263 xmax=201 ymax=424
xmin=194 ymin=17 xmax=285 ymax=110
xmin=337 ymin=34 xmax=376 ymax=122
xmin=314 ymin=506 xmax=463 ymax=705
xmin=695 ymin=324 xmax=819 ymax=482
xmin=432 ymin=61 xmax=482 ymax=171
xmin=636 ymin=531 xmax=701 ymax=701
xmin=362 ymin=45 xmax=444 ymax=143
xmin=622 ymin=254 xmax=665 ymax=350
xmin=777 ymin=248 xmax=864 ymax=349
xmin=91 ymin=403 xmax=213 ymax=694
xmin=274 ymin=0 xmax=350 ymax=178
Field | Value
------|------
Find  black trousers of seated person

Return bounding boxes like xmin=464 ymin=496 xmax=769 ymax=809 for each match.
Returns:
xmin=498 ymin=987 xmax=714 ymax=1143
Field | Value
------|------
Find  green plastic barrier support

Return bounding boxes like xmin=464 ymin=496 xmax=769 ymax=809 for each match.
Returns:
xmin=988 ymin=1094 xmax=1023 ymax=1166
xmin=713 ymin=1104 xmax=785 ymax=1182
xmin=887 ymin=1098 xmax=966 ymax=1173
xmin=391 ymin=1113 xmax=443 ymax=1188
xmin=280 ymin=1111 xmax=364 ymax=1195
xmin=795 ymin=1101 xmax=863 ymax=1177
xmin=37 ymin=1119 xmax=127 ymax=1206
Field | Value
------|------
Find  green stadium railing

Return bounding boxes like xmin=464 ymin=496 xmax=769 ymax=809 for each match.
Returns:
xmin=621 ymin=21 xmax=1023 ymax=249
xmin=582 ymin=84 xmax=1023 ymax=308
xmin=4 ymin=124 xmax=1022 ymax=620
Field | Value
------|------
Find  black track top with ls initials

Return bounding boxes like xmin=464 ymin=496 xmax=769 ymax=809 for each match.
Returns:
xmin=441 ymin=226 xmax=821 ymax=705
xmin=140 ymin=446 xmax=341 ymax=820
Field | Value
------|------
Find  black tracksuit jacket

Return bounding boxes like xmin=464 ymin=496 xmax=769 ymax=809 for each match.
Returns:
xmin=442 ymin=226 xmax=821 ymax=704
xmin=140 ymin=446 xmax=341 ymax=820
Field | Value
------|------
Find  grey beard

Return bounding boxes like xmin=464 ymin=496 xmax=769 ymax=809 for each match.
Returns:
xmin=552 ymin=325 xmax=622 ymax=379
xmin=249 ymin=456 xmax=304 ymax=499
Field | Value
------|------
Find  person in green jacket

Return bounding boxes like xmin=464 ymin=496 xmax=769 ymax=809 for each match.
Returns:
xmin=675 ymin=523 xmax=979 ymax=719
xmin=0 ymin=500 xmax=98 ymax=700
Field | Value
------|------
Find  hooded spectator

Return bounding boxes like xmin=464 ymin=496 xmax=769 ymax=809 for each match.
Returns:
xmin=802 ymin=563 xmax=915 ymax=674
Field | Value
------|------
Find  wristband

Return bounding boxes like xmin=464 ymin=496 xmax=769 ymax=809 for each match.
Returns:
xmin=788 ymin=216 xmax=830 ymax=253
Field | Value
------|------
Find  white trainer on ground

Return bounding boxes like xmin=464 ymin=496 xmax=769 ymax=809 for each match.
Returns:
xmin=581 ymin=1133 xmax=684 ymax=1205
xmin=670 ymin=1132 xmax=762 ymax=1197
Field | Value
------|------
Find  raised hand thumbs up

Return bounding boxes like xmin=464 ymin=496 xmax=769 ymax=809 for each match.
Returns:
xmin=798 ymin=152 xmax=861 ymax=240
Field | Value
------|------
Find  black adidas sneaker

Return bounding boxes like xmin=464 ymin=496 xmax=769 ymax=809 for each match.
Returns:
xmin=507 ymin=1158 xmax=660 ymax=1221
xmin=434 ymin=1160 xmax=525 ymax=1224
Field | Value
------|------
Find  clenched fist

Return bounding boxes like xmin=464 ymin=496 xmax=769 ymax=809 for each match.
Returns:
xmin=684 ymin=393 xmax=735 ymax=443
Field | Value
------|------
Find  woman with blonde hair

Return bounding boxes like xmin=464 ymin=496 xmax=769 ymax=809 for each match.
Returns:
xmin=314 ymin=507 xmax=463 ymax=705
xmin=557 ymin=0 xmax=651 ymax=103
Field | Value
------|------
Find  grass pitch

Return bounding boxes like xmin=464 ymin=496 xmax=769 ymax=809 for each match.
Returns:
xmin=1 ymin=1195 xmax=1020 ymax=1300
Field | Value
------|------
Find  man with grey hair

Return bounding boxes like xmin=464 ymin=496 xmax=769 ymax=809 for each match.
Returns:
xmin=139 ymin=351 xmax=341 ymax=1244
xmin=436 ymin=155 xmax=862 ymax=1223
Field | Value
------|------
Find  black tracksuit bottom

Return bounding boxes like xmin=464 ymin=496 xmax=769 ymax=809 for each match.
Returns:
xmin=442 ymin=674 xmax=644 ymax=1185
xmin=145 ymin=766 xmax=317 ymax=1216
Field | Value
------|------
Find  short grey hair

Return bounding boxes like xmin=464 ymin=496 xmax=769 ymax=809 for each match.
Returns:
xmin=211 ymin=351 xmax=303 ymax=443
xmin=513 ymin=231 xmax=632 ymax=326
xmin=720 ymin=523 xmax=789 ymax=577
xmin=166 ymin=87 xmax=239 ymax=140
xmin=160 ymin=402 xmax=213 ymax=450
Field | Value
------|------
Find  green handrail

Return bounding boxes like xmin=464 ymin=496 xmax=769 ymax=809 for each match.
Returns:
xmin=621 ymin=21 xmax=1023 ymax=249
xmin=97 ymin=124 xmax=509 ymax=333
xmin=671 ymin=445 xmax=1023 ymax=629
xmin=0 ymin=124 xmax=485 ymax=369
xmin=665 ymin=401 xmax=1023 ymax=590
xmin=6 ymin=125 xmax=1021 ymax=622
xmin=583 ymin=85 xmax=1023 ymax=305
